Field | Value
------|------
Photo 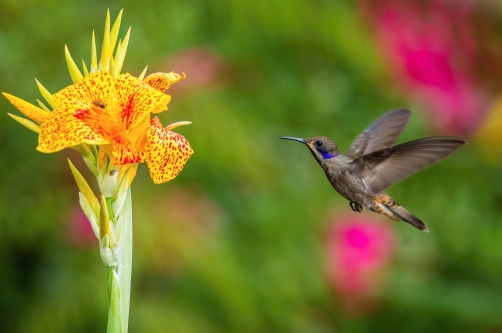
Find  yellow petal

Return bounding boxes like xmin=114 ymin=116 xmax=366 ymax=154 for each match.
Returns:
xmin=3 ymin=92 xmax=51 ymax=124
xmin=37 ymin=105 xmax=110 ymax=152
xmin=76 ymin=143 xmax=97 ymax=164
xmin=91 ymin=30 xmax=98 ymax=71
xmin=138 ymin=65 xmax=148 ymax=81
xmin=35 ymin=79 xmax=57 ymax=109
xmin=474 ymin=95 xmax=502 ymax=164
xmin=98 ymin=147 xmax=112 ymax=174
xmin=36 ymin=99 xmax=51 ymax=112
xmin=109 ymin=9 xmax=123 ymax=59
xmin=99 ymin=194 xmax=111 ymax=242
xmin=146 ymin=117 xmax=193 ymax=184
xmin=100 ymin=9 xmax=111 ymax=69
xmin=7 ymin=113 xmax=41 ymax=133
xmin=82 ymin=60 xmax=89 ymax=76
xmin=37 ymin=71 xmax=117 ymax=152
xmin=115 ymin=73 xmax=171 ymax=128
xmin=114 ymin=27 xmax=130 ymax=76
xmin=68 ymin=158 xmax=98 ymax=212
xmin=124 ymin=163 xmax=138 ymax=187
xmin=53 ymin=70 xmax=118 ymax=120
xmin=111 ymin=40 xmax=122 ymax=77
xmin=115 ymin=163 xmax=138 ymax=197
xmin=65 ymin=45 xmax=84 ymax=83
xmin=127 ymin=113 xmax=150 ymax=148
xmin=112 ymin=138 xmax=145 ymax=165
xmin=144 ymin=72 xmax=186 ymax=92
xmin=109 ymin=52 xmax=116 ymax=78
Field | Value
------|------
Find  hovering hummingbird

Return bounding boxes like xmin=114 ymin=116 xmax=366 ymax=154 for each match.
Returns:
xmin=280 ymin=109 xmax=467 ymax=232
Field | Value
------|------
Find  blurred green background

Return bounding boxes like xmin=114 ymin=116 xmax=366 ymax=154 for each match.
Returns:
xmin=1 ymin=0 xmax=502 ymax=332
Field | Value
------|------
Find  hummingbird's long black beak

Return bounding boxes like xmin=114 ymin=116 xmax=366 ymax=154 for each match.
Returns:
xmin=279 ymin=136 xmax=306 ymax=144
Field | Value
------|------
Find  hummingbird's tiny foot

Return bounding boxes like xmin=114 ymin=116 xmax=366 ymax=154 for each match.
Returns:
xmin=350 ymin=202 xmax=363 ymax=213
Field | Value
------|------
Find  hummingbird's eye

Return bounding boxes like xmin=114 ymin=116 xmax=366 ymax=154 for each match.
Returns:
xmin=315 ymin=140 xmax=323 ymax=146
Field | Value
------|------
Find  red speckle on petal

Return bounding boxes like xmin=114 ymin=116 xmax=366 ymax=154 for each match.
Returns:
xmin=75 ymin=109 xmax=90 ymax=120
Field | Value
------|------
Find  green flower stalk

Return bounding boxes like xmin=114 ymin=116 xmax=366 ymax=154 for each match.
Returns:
xmin=3 ymin=10 xmax=193 ymax=333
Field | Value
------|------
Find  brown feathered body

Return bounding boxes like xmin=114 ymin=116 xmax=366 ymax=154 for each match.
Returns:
xmin=319 ymin=149 xmax=427 ymax=231
xmin=281 ymin=109 xmax=467 ymax=232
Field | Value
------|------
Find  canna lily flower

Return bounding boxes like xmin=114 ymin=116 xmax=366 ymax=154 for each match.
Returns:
xmin=38 ymin=70 xmax=169 ymax=163
xmin=3 ymin=38 xmax=192 ymax=184
xmin=2 ymin=10 xmax=196 ymax=332
xmin=33 ymin=69 xmax=192 ymax=183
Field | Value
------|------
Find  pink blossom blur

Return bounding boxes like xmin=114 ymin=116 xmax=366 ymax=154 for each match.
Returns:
xmin=155 ymin=47 xmax=224 ymax=94
xmin=366 ymin=0 xmax=489 ymax=136
xmin=64 ymin=204 xmax=96 ymax=247
xmin=326 ymin=213 xmax=395 ymax=297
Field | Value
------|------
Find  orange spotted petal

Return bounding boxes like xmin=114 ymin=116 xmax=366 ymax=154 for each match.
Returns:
xmin=37 ymin=70 xmax=121 ymax=152
xmin=2 ymin=92 xmax=51 ymax=124
xmin=115 ymin=73 xmax=171 ymax=128
xmin=144 ymin=72 xmax=186 ymax=93
xmin=146 ymin=117 xmax=193 ymax=184
xmin=112 ymin=137 xmax=146 ymax=165
xmin=53 ymin=70 xmax=117 ymax=117
xmin=37 ymin=99 xmax=110 ymax=152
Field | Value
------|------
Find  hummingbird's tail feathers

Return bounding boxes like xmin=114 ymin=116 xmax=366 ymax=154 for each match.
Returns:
xmin=371 ymin=194 xmax=429 ymax=232
xmin=390 ymin=205 xmax=429 ymax=232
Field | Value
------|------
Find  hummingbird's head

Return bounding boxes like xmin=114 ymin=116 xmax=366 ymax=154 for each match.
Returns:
xmin=280 ymin=136 xmax=340 ymax=163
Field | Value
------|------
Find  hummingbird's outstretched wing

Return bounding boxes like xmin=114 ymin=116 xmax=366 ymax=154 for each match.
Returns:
xmin=345 ymin=109 xmax=411 ymax=160
xmin=351 ymin=136 xmax=467 ymax=195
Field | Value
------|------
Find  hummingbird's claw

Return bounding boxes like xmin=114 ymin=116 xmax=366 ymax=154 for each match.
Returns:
xmin=350 ymin=202 xmax=363 ymax=213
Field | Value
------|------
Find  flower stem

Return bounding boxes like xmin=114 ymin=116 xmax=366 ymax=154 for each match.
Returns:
xmin=118 ymin=187 xmax=133 ymax=332
xmin=107 ymin=267 xmax=121 ymax=332
xmin=106 ymin=186 xmax=133 ymax=333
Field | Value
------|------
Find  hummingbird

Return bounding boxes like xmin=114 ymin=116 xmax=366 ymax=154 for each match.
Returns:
xmin=280 ymin=108 xmax=467 ymax=232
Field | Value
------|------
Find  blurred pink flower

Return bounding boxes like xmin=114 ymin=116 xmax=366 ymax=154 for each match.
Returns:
xmin=63 ymin=204 xmax=96 ymax=248
xmin=325 ymin=212 xmax=395 ymax=314
xmin=365 ymin=0 xmax=489 ymax=136
xmin=154 ymin=47 xmax=226 ymax=94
